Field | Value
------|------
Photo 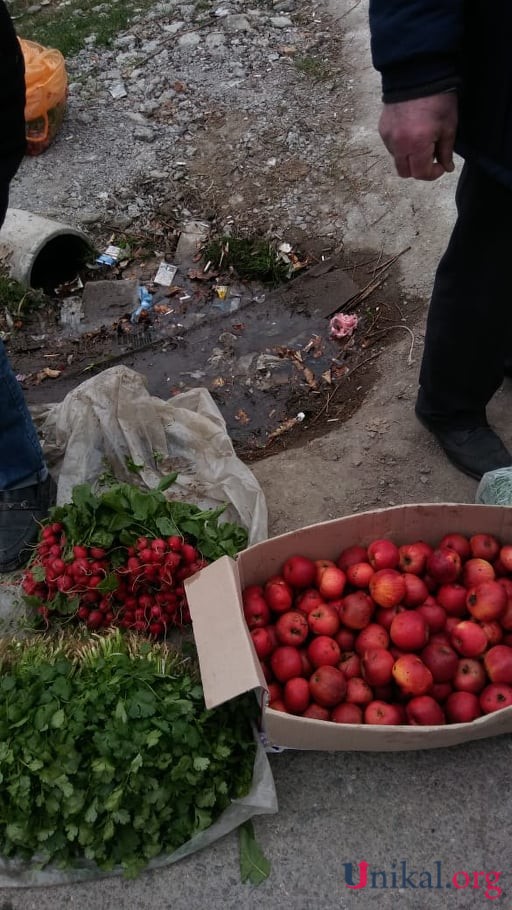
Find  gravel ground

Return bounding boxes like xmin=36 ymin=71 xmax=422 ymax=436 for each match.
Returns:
xmin=10 ymin=0 xmax=355 ymax=243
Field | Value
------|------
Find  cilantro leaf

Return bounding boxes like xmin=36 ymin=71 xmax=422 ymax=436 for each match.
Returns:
xmin=239 ymin=821 xmax=271 ymax=885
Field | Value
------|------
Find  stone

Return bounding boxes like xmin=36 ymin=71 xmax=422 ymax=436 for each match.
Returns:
xmin=174 ymin=220 xmax=210 ymax=265
xmin=81 ymin=279 xmax=139 ymax=332
xmin=162 ymin=20 xmax=184 ymax=33
xmin=223 ymin=13 xmax=252 ymax=32
xmin=133 ymin=126 xmax=155 ymax=142
xmin=178 ymin=31 xmax=201 ymax=47
xmin=270 ymin=15 xmax=293 ymax=27
xmin=205 ymin=31 xmax=226 ymax=48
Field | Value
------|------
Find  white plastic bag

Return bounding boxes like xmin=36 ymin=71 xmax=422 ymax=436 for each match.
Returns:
xmin=32 ymin=365 xmax=267 ymax=544
xmin=476 ymin=467 xmax=512 ymax=506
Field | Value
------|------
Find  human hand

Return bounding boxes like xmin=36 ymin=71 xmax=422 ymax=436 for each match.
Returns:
xmin=378 ymin=93 xmax=458 ymax=181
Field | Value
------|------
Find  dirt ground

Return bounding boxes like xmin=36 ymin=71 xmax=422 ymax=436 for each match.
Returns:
xmin=5 ymin=0 xmax=458 ymax=467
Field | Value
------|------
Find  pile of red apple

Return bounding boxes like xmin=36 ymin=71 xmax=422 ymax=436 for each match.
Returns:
xmin=243 ymin=533 xmax=512 ymax=726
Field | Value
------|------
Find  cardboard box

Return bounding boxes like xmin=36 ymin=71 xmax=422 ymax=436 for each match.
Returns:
xmin=186 ymin=503 xmax=512 ymax=751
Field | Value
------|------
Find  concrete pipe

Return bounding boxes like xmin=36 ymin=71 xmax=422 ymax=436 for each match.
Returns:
xmin=0 ymin=208 xmax=92 ymax=289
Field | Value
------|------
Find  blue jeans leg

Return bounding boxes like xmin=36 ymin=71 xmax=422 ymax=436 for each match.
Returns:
xmin=0 ymin=140 xmax=48 ymax=490
xmin=0 ymin=339 xmax=46 ymax=489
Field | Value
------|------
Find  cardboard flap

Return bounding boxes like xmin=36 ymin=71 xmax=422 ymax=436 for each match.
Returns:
xmin=185 ymin=555 xmax=265 ymax=709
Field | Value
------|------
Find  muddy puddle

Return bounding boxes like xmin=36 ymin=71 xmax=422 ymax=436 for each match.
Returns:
xmin=9 ymin=248 xmax=421 ymax=459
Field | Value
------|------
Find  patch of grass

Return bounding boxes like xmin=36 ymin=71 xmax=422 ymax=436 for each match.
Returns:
xmin=11 ymin=0 xmax=155 ymax=57
xmin=204 ymin=236 xmax=290 ymax=285
xmin=0 ymin=272 xmax=47 ymax=316
xmin=294 ymin=54 xmax=331 ymax=81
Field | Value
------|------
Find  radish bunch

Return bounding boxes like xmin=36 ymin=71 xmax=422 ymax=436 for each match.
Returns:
xmin=22 ymin=523 xmax=207 ymax=635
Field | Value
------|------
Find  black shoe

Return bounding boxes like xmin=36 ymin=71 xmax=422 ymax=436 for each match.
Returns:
xmin=415 ymin=409 xmax=512 ymax=481
xmin=0 ymin=474 xmax=57 ymax=573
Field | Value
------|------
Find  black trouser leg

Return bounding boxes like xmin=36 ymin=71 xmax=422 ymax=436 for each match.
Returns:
xmin=418 ymin=162 xmax=512 ymax=429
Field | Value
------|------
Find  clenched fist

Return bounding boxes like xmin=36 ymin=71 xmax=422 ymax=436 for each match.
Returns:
xmin=379 ymin=93 xmax=458 ymax=181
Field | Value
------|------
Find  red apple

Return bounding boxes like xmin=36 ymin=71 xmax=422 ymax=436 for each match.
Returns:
xmin=339 ymin=651 xmax=361 ymax=679
xmin=445 ymin=691 xmax=482 ymax=723
xmin=302 ymin=703 xmax=330 ymax=721
xmin=420 ymin=642 xmax=458 ymax=682
xmin=450 ymin=621 xmax=488 ymax=658
xmin=478 ymin=620 xmax=503 ymax=646
xmin=307 ymin=635 xmax=341 ymax=668
xmin=375 ymin=604 xmax=403 ymax=631
xmin=308 ymin=603 xmax=340 ymax=637
xmin=402 ymin=574 xmax=430 ymax=607
xmin=439 ymin=533 xmax=471 ymax=561
xmin=354 ymin=623 xmax=390 ymax=655
xmin=453 ymin=658 xmax=486 ymax=694
xmin=466 ymin=581 xmax=506 ymax=621
xmin=242 ymin=584 xmax=264 ymax=605
xmin=270 ymin=646 xmax=303 ymax=682
xmin=406 ymin=695 xmax=445 ymax=725
xmin=364 ymin=701 xmax=403 ymax=725
xmin=275 ymin=610 xmax=309 ymax=646
xmin=423 ymin=574 xmax=439 ymax=593
xmin=309 ymin=665 xmax=347 ymax=707
xmin=295 ymin=589 xmax=325 ymax=616
xmin=260 ymin=660 xmax=273 ymax=683
xmin=431 ymin=682 xmax=453 ymax=702
xmin=251 ymin=627 xmax=274 ymax=659
xmin=436 ymin=583 xmax=467 ymax=617
xmin=331 ymin=703 xmax=363 ymax=724
xmin=499 ymin=544 xmax=512 ymax=573
xmin=416 ymin=602 xmax=447 ymax=633
xmin=243 ymin=591 xmax=271 ymax=629
xmin=390 ymin=611 xmax=429 ymax=651
xmin=398 ymin=541 xmax=432 ymax=575
xmin=429 ymin=631 xmax=451 ymax=647
xmin=337 ymin=545 xmax=368 ymax=572
xmin=484 ymin=644 xmax=512 ymax=683
xmin=346 ymin=561 xmax=375 ymax=588
xmin=445 ymin=616 xmax=461 ymax=635
xmin=480 ymin=683 xmax=512 ymax=714
xmin=267 ymin=681 xmax=282 ymax=703
xmin=317 ymin=565 xmax=346 ymax=600
xmin=282 ymin=555 xmax=316 ymax=589
xmin=499 ymin=597 xmax=512 ymax=631
xmin=392 ymin=654 xmax=433 ymax=695
xmin=264 ymin=576 xmax=293 ymax=614
xmin=426 ymin=547 xmax=461 ymax=584
xmin=269 ymin=699 xmax=286 ymax=712
xmin=283 ymin=677 xmax=310 ymax=714
xmin=369 ymin=569 xmax=406 ymax=609
xmin=346 ymin=676 xmax=373 ymax=706
xmin=493 ymin=556 xmax=509 ymax=577
xmin=335 ymin=627 xmax=355 ymax=650
xmin=463 ymin=558 xmax=495 ymax=587
xmin=298 ymin=647 xmax=314 ymax=677
xmin=367 ymin=538 xmax=399 ymax=570
xmin=361 ymin=647 xmax=394 ymax=686
xmin=338 ymin=591 xmax=374 ymax=630
xmin=470 ymin=533 xmax=500 ymax=562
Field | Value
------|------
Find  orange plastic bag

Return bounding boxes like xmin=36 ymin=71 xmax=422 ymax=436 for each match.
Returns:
xmin=19 ymin=38 xmax=68 ymax=155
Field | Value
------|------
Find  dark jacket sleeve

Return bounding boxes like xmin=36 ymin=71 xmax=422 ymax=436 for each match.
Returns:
xmin=369 ymin=0 xmax=464 ymax=103
xmin=0 ymin=0 xmax=26 ymax=174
